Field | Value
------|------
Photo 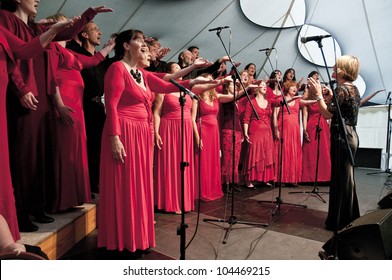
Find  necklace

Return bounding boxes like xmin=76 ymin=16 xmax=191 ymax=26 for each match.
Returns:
xmin=130 ymin=68 xmax=142 ymax=84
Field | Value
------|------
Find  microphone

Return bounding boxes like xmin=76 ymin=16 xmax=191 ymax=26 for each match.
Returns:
xmin=208 ymin=26 xmax=230 ymax=32
xmin=169 ymin=79 xmax=199 ymax=100
xmin=300 ymin=34 xmax=332 ymax=43
xmin=259 ymin=48 xmax=275 ymax=52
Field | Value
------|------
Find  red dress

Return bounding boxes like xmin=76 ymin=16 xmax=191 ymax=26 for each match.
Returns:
xmin=276 ymin=98 xmax=302 ymax=184
xmin=301 ymin=103 xmax=331 ymax=182
xmin=242 ymin=99 xmax=275 ymax=182
xmin=0 ymin=9 xmax=96 ymax=218
xmin=0 ymin=27 xmax=44 ymax=240
xmin=154 ymin=93 xmax=195 ymax=213
xmin=98 ymin=62 xmax=192 ymax=252
xmin=195 ymin=99 xmax=223 ymax=201
xmin=220 ymin=102 xmax=242 ymax=183
xmin=48 ymin=44 xmax=104 ymax=212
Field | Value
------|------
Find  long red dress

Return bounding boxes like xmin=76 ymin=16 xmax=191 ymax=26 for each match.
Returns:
xmin=276 ymin=98 xmax=302 ymax=184
xmin=0 ymin=27 xmax=44 ymax=240
xmin=0 ymin=9 xmax=97 ymax=220
xmin=98 ymin=62 xmax=192 ymax=252
xmin=243 ymin=99 xmax=275 ymax=182
xmin=195 ymin=99 xmax=223 ymax=201
xmin=154 ymin=93 xmax=195 ymax=213
xmin=47 ymin=44 xmax=104 ymax=212
xmin=301 ymin=103 xmax=331 ymax=182
xmin=220 ymin=102 xmax=242 ymax=184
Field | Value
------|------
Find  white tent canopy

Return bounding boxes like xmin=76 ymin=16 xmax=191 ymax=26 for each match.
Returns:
xmin=36 ymin=0 xmax=391 ymax=103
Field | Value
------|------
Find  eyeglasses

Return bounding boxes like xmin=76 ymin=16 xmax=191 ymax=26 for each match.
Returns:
xmin=85 ymin=27 xmax=101 ymax=33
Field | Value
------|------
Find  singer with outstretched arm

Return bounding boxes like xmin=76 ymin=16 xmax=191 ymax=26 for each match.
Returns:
xmin=307 ymin=55 xmax=361 ymax=231
xmin=97 ymin=29 xmax=214 ymax=254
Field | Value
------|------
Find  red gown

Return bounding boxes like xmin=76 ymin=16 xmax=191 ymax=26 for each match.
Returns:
xmin=98 ymin=62 xmax=191 ymax=252
xmin=220 ymin=102 xmax=243 ymax=184
xmin=154 ymin=93 xmax=195 ymax=213
xmin=0 ymin=27 xmax=44 ymax=240
xmin=0 ymin=9 xmax=97 ymax=218
xmin=242 ymin=99 xmax=275 ymax=182
xmin=48 ymin=44 xmax=104 ymax=212
xmin=276 ymin=98 xmax=302 ymax=184
xmin=301 ymin=103 xmax=331 ymax=182
xmin=195 ymin=99 xmax=223 ymax=201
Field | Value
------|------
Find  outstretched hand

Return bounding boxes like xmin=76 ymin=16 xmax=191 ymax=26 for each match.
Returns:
xmin=92 ymin=6 xmax=114 ymax=14
xmin=50 ymin=16 xmax=81 ymax=32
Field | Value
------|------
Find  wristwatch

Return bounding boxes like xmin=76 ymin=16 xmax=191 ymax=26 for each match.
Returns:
xmin=316 ymin=95 xmax=322 ymax=101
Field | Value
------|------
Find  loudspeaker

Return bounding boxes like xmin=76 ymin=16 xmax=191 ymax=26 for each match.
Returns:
xmin=322 ymin=209 xmax=392 ymax=259
xmin=378 ymin=191 xmax=392 ymax=209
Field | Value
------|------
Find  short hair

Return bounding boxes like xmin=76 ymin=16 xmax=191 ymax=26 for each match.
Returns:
xmin=307 ymin=70 xmax=319 ymax=78
xmin=46 ymin=13 xmax=67 ymax=22
xmin=283 ymin=81 xmax=297 ymax=94
xmin=187 ymin=46 xmax=199 ymax=52
xmin=336 ymin=55 xmax=360 ymax=81
xmin=77 ymin=21 xmax=95 ymax=43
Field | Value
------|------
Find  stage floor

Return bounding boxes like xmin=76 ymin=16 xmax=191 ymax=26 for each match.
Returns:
xmin=51 ymin=167 xmax=391 ymax=260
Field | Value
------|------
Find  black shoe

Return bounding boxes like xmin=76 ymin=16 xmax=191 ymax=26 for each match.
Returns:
xmin=18 ymin=217 xmax=39 ymax=232
xmin=32 ymin=212 xmax=54 ymax=223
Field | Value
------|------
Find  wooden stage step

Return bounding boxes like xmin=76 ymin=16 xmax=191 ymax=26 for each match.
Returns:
xmin=19 ymin=201 xmax=97 ymax=260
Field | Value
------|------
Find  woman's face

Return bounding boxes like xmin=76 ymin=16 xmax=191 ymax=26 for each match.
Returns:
xmin=240 ymin=71 xmax=249 ymax=83
xmin=288 ymin=85 xmax=297 ymax=96
xmin=286 ymin=69 xmax=295 ymax=80
xmin=19 ymin=0 xmax=40 ymax=16
xmin=275 ymin=71 xmax=282 ymax=81
xmin=246 ymin=64 xmax=256 ymax=76
xmin=332 ymin=65 xmax=337 ymax=79
xmin=125 ymin=33 xmax=148 ymax=62
xmin=170 ymin=63 xmax=181 ymax=74
xmin=259 ymin=81 xmax=267 ymax=94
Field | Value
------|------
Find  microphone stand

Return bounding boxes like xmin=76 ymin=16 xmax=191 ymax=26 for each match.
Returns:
xmin=311 ymin=38 xmax=355 ymax=260
xmin=176 ymin=91 xmax=189 ymax=260
xmin=257 ymin=49 xmax=306 ymax=216
xmin=289 ymin=114 xmax=328 ymax=203
xmin=203 ymin=28 xmax=268 ymax=244
xmin=367 ymin=95 xmax=391 ymax=176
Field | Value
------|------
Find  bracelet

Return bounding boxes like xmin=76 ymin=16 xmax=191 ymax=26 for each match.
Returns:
xmin=316 ymin=95 xmax=322 ymax=101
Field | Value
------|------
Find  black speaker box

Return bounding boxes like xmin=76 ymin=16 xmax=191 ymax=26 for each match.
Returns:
xmin=322 ymin=209 xmax=392 ymax=259
xmin=378 ymin=191 xmax=392 ymax=209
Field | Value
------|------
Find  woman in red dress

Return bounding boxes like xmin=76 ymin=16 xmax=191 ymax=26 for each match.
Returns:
xmin=153 ymin=62 xmax=196 ymax=214
xmin=301 ymin=71 xmax=331 ymax=183
xmin=98 ymin=29 xmax=212 ymax=253
xmin=272 ymin=81 xmax=303 ymax=186
xmin=192 ymin=74 xmax=239 ymax=201
xmin=243 ymin=82 xmax=275 ymax=188
xmin=0 ymin=1 xmax=113 ymax=231
xmin=46 ymin=14 xmax=116 ymax=213
xmin=0 ymin=21 xmax=77 ymax=240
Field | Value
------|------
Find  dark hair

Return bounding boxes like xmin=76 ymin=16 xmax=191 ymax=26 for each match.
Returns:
xmin=307 ymin=70 xmax=319 ymax=78
xmin=0 ymin=0 xmax=18 ymax=12
xmin=77 ymin=21 xmax=94 ymax=43
xmin=187 ymin=46 xmax=199 ymax=52
xmin=268 ymin=69 xmax=281 ymax=88
xmin=113 ymin=29 xmax=144 ymax=61
xmin=165 ymin=62 xmax=177 ymax=73
xmin=244 ymin=63 xmax=256 ymax=78
xmin=283 ymin=68 xmax=296 ymax=82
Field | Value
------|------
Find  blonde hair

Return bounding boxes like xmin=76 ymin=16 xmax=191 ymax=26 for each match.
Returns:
xmin=336 ymin=55 xmax=360 ymax=81
xmin=199 ymin=73 xmax=218 ymax=101
xmin=46 ymin=13 xmax=67 ymax=22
